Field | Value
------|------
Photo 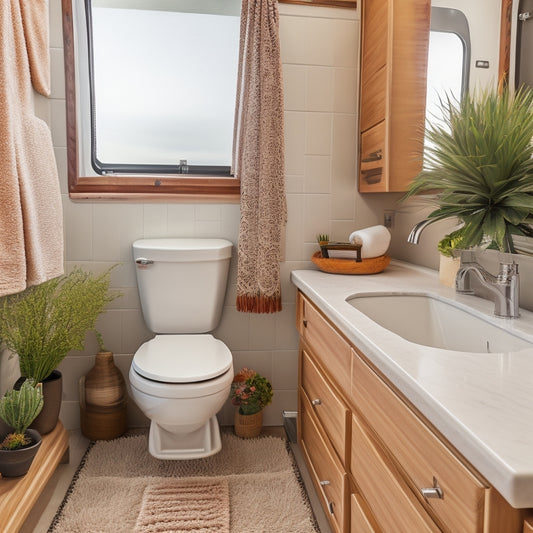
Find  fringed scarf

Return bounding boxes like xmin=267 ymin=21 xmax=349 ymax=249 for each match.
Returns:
xmin=232 ymin=0 xmax=287 ymax=313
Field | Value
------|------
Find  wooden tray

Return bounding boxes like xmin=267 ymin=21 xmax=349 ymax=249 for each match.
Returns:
xmin=311 ymin=251 xmax=390 ymax=274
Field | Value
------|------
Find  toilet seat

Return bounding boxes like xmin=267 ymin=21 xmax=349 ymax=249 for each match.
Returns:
xmin=132 ymin=334 xmax=232 ymax=383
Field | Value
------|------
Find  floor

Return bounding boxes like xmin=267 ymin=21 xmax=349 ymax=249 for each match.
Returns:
xmin=20 ymin=426 xmax=333 ymax=533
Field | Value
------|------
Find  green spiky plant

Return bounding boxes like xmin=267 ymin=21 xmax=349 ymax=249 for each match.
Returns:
xmin=0 ymin=380 xmax=43 ymax=449
xmin=404 ymin=86 xmax=533 ymax=254
xmin=0 ymin=267 xmax=120 ymax=385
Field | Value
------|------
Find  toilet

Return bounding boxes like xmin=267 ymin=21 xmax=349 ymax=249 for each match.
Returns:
xmin=129 ymin=238 xmax=234 ymax=460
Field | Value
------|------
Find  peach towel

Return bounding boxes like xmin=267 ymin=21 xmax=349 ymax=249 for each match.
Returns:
xmin=0 ymin=0 xmax=63 ymax=297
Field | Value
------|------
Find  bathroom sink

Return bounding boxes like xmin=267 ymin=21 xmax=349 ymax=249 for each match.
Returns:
xmin=346 ymin=293 xmax=533 ymax=353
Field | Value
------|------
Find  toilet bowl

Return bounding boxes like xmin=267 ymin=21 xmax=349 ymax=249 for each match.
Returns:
xmin=130 ymin=334 xmax=233 ymax=459
xmin=130 ymin=238 xmax=234 ymax=460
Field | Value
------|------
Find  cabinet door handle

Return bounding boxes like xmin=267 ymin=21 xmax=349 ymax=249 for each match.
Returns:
xmin=361 ymin=149 xmax=383 ymax=163
xmin=311 ymin=398 xmax=322 ymax=406
xmin=362 ymin=167 xmax=382 ymax=184
xmin=319 ymin=481 xmax=334 ymax=514
xmin=421 ymin=477 xmax=444 ymax=500
xmin=302 ymin=319 xmax=308 ymax=328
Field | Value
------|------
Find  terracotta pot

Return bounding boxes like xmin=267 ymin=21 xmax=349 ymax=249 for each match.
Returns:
xmin=80 ymin=352 xmax=127 ymax=441
xmin=234 ymin=410 xmax=263 ymax=438
xmin=0 ymin=429 xmax=42 ymax=477
xmin=16 ymin=371 xmax=62 ymax=435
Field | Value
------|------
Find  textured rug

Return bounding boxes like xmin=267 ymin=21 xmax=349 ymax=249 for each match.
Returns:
xmin=134 ymin=478 xmax=229 ymax=533
xmin=48 ymin=433 xmax=319 ymax=533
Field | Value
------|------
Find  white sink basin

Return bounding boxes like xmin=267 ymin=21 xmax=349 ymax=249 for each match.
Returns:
xmin=346 ymin=293 xmax=533 ymax=353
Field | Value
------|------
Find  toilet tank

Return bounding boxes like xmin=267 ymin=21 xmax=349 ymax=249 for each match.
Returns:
xmin=133 ymin=238 xmax=233 ymax=334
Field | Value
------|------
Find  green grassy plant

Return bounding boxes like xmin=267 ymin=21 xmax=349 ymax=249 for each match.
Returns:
xmin=404 ymin=86 xmax=533 ymax=253
xmin=0 ymin=267 xmax=120 ymax=384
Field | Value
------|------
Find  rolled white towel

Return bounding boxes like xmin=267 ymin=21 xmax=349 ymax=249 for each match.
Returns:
xmin=348 ymin=225 xmax=391 ymax=259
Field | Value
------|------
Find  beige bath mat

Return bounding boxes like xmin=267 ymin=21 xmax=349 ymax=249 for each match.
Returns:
xmin=48 ymin=433 xmax=319 ymax=533
xmin=134 ymin=478 xmax=229 ymax=533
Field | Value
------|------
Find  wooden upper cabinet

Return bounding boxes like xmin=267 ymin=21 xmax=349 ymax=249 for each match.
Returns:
xmin=358 ymin=0 xmax=430 ymax=192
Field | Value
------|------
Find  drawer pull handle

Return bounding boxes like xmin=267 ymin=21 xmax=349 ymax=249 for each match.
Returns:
xmin=320 ymin=480 xmax=330 ymax=485
xmin=362 ymin=149 xmax=383 ymax=163
xmin=421 ymin=477 xmax=444 ymax=500
xmin=327 ymin=501 xmax=334 ymax=515
xmin=311 ymin=398 xmax=322 ymax=406
xmin=303 ymin=319 xmax=308 ymax=328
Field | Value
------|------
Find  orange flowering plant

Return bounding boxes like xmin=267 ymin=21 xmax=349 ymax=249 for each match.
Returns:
xmin=231 ymin=368 xmax=273 ymax=415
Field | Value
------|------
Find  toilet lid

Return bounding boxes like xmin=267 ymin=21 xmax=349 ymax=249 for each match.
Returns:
xmin=132 ymin=335 xmax=233 ymax=383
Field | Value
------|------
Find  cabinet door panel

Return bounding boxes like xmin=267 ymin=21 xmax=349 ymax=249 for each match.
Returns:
xmin=351 ymin=414 xmax=440 ymax=533
xmin=301 ymin=349 xmax=350 ymax=466
xmin=300 ymin=294 xmax=351 ymax=395
xmin=359 ymin=122 xmax=386 ymax=192
xmin=351 ymin=493 xmax=380 ymax=533
xmin=300 ymin=395 xmax=347 ymax=533
xmin=352 ymin=352 xmax=486 ymax=533
xmin=360 ymin=66 xmax=386 ymax=133
xmin=361 ymin=0 xmax=388 ymax=72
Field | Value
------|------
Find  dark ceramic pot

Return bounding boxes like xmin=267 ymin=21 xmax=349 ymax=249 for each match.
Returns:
xmin=16 ymin=370 xmax=63 ymax=435
xmin=0 ymin=429 xmax=42 ymax=477
xmin=31 ymin=370 xmax=62 ymax=435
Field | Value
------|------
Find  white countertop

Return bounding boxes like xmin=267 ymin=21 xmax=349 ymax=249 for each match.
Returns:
xmin=291 ymin=260 xmax=533 ymax=509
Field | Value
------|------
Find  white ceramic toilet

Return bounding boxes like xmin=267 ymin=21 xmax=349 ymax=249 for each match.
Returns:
xmin=129 ymin=238 xmax=234 ymax=460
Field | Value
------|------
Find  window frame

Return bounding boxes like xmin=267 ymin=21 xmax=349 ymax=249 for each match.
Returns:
xmin=62 ymin=0 xmax=241 ymax=201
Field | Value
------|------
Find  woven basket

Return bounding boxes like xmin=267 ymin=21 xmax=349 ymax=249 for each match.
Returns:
xmin=311 ymin=251 xmax=390 ymax=275
xmin=234 ymin=410 xmax=263 ymax=438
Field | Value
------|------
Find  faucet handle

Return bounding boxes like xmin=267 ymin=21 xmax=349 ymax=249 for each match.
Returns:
xmin=498 ymin=262 xmax=519 ymax=281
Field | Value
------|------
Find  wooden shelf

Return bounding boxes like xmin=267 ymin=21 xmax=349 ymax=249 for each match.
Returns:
xmin=0 ymin=422 xmax=69 ymax=532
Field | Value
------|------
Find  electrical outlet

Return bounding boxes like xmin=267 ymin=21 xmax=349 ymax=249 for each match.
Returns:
xmin=384 ymin=210 xmax=395 ymax=228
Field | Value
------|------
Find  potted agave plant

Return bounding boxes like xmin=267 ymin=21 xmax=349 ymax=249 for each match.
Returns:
xmin=231 ymin=368 xmax=273 ymax=438
xmin=0 ymin=380 xmax=44 ymax=477
xmin=404 ymin=86 xmax=533 ymax=260
xmin=0 ymin=267 xmax=119 ymax=434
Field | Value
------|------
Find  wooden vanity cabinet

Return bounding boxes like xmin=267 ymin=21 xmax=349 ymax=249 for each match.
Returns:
xmin=358 ymin=0 xmax=430 ymax=192
xmin=296 ymin=291 xmax=527 ymax=533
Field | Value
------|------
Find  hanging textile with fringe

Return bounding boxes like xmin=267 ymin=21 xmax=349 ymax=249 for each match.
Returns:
xmin=232 ymin=0 xmax=287 ymax=313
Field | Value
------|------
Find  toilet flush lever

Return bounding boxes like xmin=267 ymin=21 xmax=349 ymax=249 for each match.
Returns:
xmin=136 ymin=257 xmax=154 ymax=266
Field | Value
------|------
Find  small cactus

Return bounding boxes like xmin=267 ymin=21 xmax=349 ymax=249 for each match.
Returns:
xmin=0 ymin=380 xmax=43 ymax=449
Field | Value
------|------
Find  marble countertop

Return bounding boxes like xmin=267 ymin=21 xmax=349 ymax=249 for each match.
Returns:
xmin=291 ymin=260 xmax=533 ymax=509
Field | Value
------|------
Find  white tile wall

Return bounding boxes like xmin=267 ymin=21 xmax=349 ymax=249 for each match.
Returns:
xmin=23 ymin=0 xmax=362 ymax=429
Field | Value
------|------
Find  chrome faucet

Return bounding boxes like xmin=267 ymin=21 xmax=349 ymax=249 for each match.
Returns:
xmin=455 ymin=252 xmax=520 ymax=318
xmin=407 ymin=219 xmax=434 ymax=244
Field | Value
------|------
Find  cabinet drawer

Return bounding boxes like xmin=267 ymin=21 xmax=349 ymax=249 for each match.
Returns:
xmin=351 ymin=414 xmax=440 ymax=533
xmin=352 ymin=352 xmax=486 ymax=533
xmin=350 ymin=493 xmax=380 ymax=533
xmin=359 ymin=122 xmax=386 ymax=193
xmin=300 ymin=395 xmax=347 ymax=533
xmin=299 ymin=293 xmax=351 ymax=395
xmin=301 ymin=349 xmax=350 ymax=466
xmin=360 ymin=66 xmax=386 ymax=133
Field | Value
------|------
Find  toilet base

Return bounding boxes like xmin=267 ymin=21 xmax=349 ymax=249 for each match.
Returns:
xmin=148 ymin=415 xmax=222 ymax=460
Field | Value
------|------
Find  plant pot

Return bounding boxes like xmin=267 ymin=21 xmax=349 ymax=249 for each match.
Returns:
xmin=0 ymin=429 xmax=42 ymax=477
xmin=30 ymin=370 xmax=62 ymax=435
xmin=234 ymin=410 xmax=263 ymax=438
xmin=79 ymin=352 xmax=127 ymax=441
xmin=439 ymin=254 xmax=461 ymax=288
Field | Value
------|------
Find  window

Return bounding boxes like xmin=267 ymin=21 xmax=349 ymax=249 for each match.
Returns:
xmin=63 ymin=0 xmax=241 ymax=199
xmin=425 ymin=7 xmax=471 ymax=128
